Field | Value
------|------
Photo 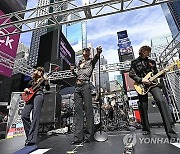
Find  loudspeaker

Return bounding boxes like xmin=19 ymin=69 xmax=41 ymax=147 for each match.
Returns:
xmin=39 ymin=85 xmax=61 ymax=129
xmin=148 ymin=99 xmax=174 ymax=126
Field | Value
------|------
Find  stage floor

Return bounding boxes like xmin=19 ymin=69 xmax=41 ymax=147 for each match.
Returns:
xmin=1 ymin=124 xmax=180 ymax=154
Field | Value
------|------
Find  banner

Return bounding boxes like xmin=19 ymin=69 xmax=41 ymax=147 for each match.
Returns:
xmin=6 ymin=92 xmax=25 ymax=138
xmin=123 ymin=72 xmax=135 ymax=91
xmin=0 ymin=10 xmax=20 ymax=77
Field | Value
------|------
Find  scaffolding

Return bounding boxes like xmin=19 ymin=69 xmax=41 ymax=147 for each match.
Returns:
xmin=0 ymin=0 xmax=175 ymax=37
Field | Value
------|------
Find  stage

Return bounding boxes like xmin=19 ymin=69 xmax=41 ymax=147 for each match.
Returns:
xmin=1 ymin=124 xmax=180 ymax=154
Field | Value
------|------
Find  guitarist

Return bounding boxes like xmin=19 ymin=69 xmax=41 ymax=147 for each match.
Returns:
xmin=129 ymin=45 xmax=178 ymax=141
xmin=21 ymin=67 xmax=50 ymax=146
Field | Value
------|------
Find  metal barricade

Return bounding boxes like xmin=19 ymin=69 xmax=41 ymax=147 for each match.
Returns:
xmin=163 ymin=70 xmax=180 ymax=121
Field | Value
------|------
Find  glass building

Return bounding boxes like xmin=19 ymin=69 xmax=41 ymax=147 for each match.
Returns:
xmin=151 ymin=34 xmax=173 ymax=61
xmin=161 ymin=0 xmax=180 ymax=38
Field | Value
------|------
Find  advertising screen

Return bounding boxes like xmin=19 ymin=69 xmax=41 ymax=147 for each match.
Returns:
xmin=59 ymin=30 xmax=75 ymax=70
xmin=0 ymin=10 xmax=20 ymax=77
xmin=117 ymin=30 xmax=128 ymax=39
xmin=117 ymin=30 xmax=133 ymax=56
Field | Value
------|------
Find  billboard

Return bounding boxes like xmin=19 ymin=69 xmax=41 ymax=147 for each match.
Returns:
xmin=64 ymin=23 xmax=83 ymax=53
xmin=118 ymin=49 xmax=134 ymax=61
xmin=117 ymin=30 xmax=128 ymax=39
xmin=117 ymin=30 xmax=133 ymax=56
xmin=0 ymin=10 xmax=20 ymax=77
xmin=6 ymin=92 xmax=25 ymax=138
xmin=123 ymin=72 xmax=135 ymax=91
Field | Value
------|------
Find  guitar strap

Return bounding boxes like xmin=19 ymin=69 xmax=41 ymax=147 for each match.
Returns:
xmin=141 ymin=58 xmax=149 ymax=76
xmin=148 ymin=59 xmax=155 ymax=74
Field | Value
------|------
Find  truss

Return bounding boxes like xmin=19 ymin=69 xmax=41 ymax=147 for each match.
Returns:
xmin=49 ymin=61 xmax=131 ymax=80
xmin=0 ymin=51 xmax=130 ymax=80
xmin=0 ymin=0 xmax=174 ymax=37
xmin=159 ymin=31 xmax=180 ymax=65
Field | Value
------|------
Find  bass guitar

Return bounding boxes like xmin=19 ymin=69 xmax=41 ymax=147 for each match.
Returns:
xmin=22 ymin=67 xmax=59 ymax=103
xmin=134 ymin=62 xmax=176 ymax=95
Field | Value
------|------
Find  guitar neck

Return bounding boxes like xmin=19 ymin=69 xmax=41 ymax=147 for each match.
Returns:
xmin=149 ymin=70 xmax=165 ymax=82
xmin=32 ymin=78 xmax=45 ymax=91
xmin=31 ymin=66 xmax=59 ymax=91
xmin=149 ymin=63 xmax=175 ymax=82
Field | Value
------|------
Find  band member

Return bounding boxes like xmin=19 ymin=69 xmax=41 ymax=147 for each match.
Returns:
xmin=129 ymin=45 xmax=178 ymax=140
xmin=21 ymin=67 xmax=50 ymax=146
xmin=70 ymin=47 xmax=102 ymax=144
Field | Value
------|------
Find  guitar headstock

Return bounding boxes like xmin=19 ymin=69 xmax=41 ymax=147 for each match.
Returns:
xmin=165 ymin=61 xmax=179 ymax=72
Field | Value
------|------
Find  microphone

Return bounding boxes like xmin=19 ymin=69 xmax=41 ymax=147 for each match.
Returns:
xmin=96 ymin=46 xmax=102 ymax=53
xmin=98 ymin=46 xmax=102 ymax=49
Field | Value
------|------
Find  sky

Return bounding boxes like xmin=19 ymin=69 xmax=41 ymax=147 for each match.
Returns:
xmin=20 ymin=0 xmax=171 ymax=81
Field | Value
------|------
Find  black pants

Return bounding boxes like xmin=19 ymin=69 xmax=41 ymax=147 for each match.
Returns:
xmin=74 ymin=83 xmax=94 ymax=141
xmin=138 ymin=86 xmax=177 ymax=139
xmin=21 ymin=94 xmax=44 ymax=144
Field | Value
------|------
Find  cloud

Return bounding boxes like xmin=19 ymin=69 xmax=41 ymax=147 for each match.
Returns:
xmin=87 ymin=5 xmax=171 ymax=61
xmin=86 ymin=5 xmax=171 ymax=80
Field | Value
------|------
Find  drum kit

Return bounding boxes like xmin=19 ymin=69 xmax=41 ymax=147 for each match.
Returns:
xmin=60 ymin=93 xmax=131 ymax=133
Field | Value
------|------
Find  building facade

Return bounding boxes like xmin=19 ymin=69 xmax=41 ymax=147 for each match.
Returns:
xmin=161 ymin=1 xmax=180 ymax=38
xmin=151 ymin=34 xmax=173 ymax=61
xmin=27 ymin=0 xmax=49 ymax=67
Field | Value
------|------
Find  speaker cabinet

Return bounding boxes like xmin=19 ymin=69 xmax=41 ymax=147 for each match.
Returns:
xmin=148 ymin=99 xmax=174 ymax=127
xmin=39 ymin=85 xmax=61 ymax=130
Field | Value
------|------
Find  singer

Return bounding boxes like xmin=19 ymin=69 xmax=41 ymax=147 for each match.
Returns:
xmin=70 ymin=47 xmax=102 ymax=144
xmin=21 ymin=67 xmax=50 ymax=146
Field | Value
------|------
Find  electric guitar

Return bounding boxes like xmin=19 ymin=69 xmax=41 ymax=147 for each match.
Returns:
xmin=134 ymin=62 xmax=177 ymax=95
xmin=22 ymin=67 xmax=59 ymax=103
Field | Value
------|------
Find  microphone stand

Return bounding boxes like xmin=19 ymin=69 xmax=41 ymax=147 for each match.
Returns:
xmin=94 ymin=55 xmax=108 ymax=142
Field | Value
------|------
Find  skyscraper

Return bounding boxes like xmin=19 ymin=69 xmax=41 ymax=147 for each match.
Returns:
xmin=94 ymin=55 xmax=110 ymax=92
xmin=27 ymin=0 xmax=49 ymax=67
xmin=161 ymin=1 xmax=180 ymax=38
xmin=28 ymin=0 xmax=68 ymax=67
xmin=0 ymin=0 xmax=27 ymax=14
xmin=151 ymin=34 xmax=173 ymax=61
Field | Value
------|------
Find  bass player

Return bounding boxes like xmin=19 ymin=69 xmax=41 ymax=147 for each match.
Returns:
xmin=129 ymin=45 xmax=178 ymax=142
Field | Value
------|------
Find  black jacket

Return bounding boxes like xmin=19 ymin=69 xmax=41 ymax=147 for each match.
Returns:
xmin=129 ymin=57 xmax=158 ymax=83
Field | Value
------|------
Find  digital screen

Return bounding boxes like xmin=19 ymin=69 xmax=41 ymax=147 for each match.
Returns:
xmin=117 ymin=30 xmax=133 ymax=56
xmin=59 ymin=30 xmax=75 ymax=70
xmin=0 ymin=10 xmax=20 ymax=77
xmin=117 ymin=30 xmax=128 ymax=39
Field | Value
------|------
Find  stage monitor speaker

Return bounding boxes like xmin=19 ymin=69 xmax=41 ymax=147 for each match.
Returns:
xmin=39 ymin=85 xmax=61 ymax=129
xmin=148 ymin=99 xmax=174 ymax=127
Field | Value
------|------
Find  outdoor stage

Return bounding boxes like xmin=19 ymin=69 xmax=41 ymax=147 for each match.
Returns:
xmin=1 ymin=124 xmax=180 ymax=154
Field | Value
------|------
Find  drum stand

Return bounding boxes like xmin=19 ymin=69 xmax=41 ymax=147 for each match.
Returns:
xmin=94 ymin=55 xmax=108 ymax=142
